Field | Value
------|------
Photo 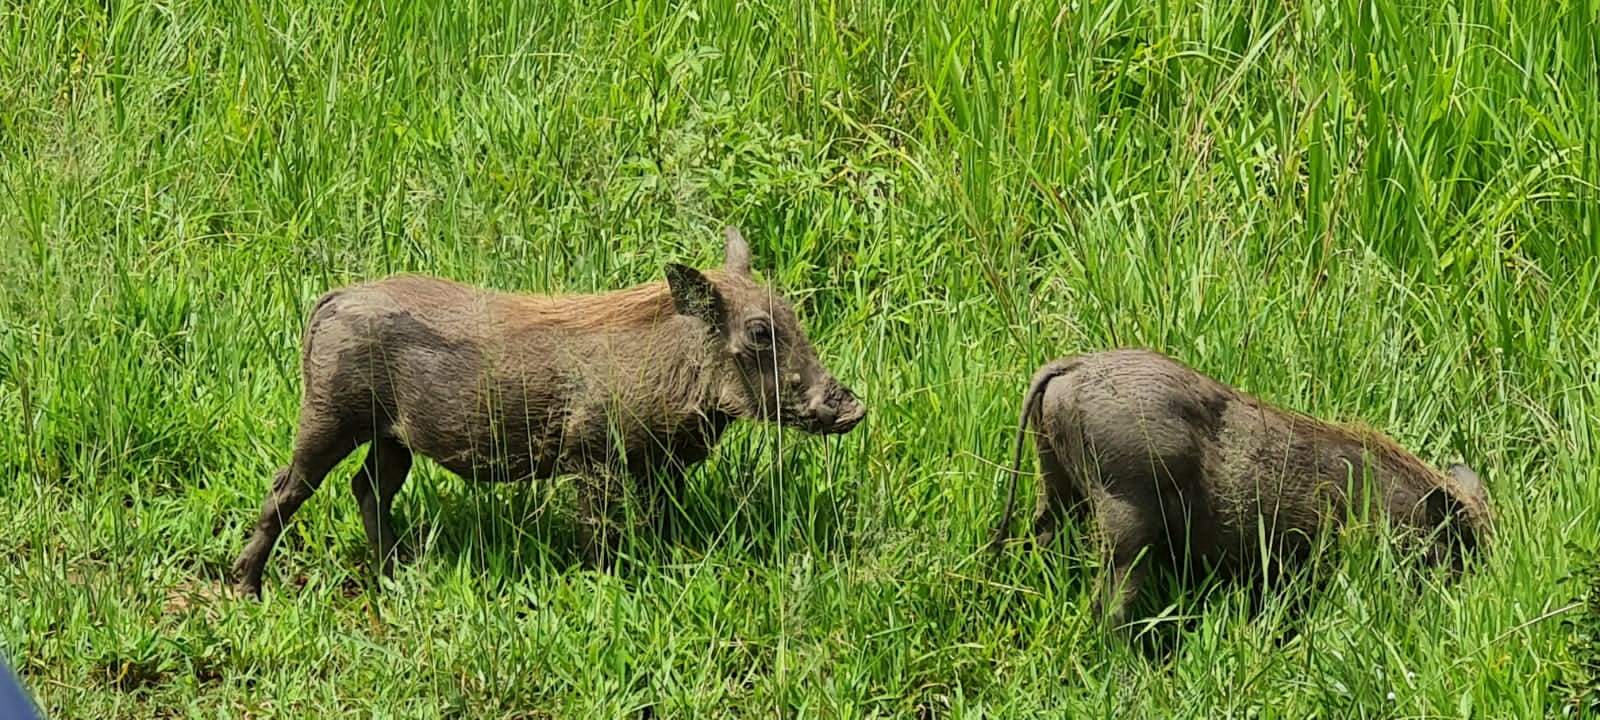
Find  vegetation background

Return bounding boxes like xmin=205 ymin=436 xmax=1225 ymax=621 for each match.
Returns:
xmin=2 ymin=0 xmax=1597 ymax=716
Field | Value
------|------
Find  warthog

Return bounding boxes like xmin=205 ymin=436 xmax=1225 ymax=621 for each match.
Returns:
xmin=990 ymin=348 xmax=1492 ymax=626
xmin=233 ymin=227 xmax=865 ymax=597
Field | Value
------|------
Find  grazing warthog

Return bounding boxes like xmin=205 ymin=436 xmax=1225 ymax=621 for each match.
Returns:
xmin=233 ymin=227 xmax=865 ymax=597
xmin=989 ymin=348 xmax=1492 ymax=626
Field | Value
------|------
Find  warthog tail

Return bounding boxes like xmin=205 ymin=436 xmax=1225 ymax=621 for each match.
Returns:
xmin=988 ymin=359 xmax=1076 ymax=554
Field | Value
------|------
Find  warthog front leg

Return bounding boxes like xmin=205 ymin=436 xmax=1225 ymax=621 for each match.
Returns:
xmin=645 ymin=465 xmax=689 ymax=543
xmin=576 ymin=472 xmax=627 ymax=571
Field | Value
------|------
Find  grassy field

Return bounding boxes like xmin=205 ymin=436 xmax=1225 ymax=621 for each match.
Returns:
xmin=2 ymin=0 xmax=1598 ymax=716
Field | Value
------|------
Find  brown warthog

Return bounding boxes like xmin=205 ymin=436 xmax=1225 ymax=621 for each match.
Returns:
xmin=233 ymin=227 xmax=865 ymax=597
xmin=990 ymin=348 xmax=1492 ymax=626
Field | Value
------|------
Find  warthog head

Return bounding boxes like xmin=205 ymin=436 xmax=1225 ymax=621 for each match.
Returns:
xmin=1420 ymin=462 xmax=1494 ymax=571
xmin=665 ymin=226 xmax=866 ymax=435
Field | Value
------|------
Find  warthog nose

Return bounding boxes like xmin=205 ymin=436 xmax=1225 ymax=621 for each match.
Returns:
xmin=802 ymin=381 xmax=864 ymax=434
xmin=828 ymin=392 xmax=866 ymax=433
xmin=835 ymin=399 xmax=866 ymax=430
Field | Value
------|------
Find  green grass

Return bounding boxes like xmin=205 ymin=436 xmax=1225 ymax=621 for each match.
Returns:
xmin=2 ymin=0 xmax=1598 ymax=715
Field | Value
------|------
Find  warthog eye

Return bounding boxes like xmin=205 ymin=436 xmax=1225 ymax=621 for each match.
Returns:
xmin=745 ymin=317 xmax=774 ymax=351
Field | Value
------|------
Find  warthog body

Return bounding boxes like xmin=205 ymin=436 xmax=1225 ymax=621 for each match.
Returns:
xmin=234 ymin=227 xmax=864 ymax=597
xmin=991 ymin=348 xmax=1492 ymax=625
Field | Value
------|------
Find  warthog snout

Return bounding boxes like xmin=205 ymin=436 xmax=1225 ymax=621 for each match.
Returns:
xmin=800 ymin=380 xmax=865 ymax=434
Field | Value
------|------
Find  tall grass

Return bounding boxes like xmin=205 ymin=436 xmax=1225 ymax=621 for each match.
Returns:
xmin=1 ymin=0 xmax=1596 ymax=715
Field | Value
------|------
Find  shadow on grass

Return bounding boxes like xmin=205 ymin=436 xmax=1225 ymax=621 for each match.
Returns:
xmin=980 ymin=531 xmax=1327 ymax=666
xmin=385 ymin=463 xmax=860 ymax=591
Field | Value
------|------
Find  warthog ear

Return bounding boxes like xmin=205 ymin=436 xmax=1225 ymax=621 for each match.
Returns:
xmin=724 ymin=225 xmax=752 ymax=277
xmin=1447 ymin=463 xmax=1482 ymax=495
xmin=665 ymin=263 xmax=725 ymax=329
